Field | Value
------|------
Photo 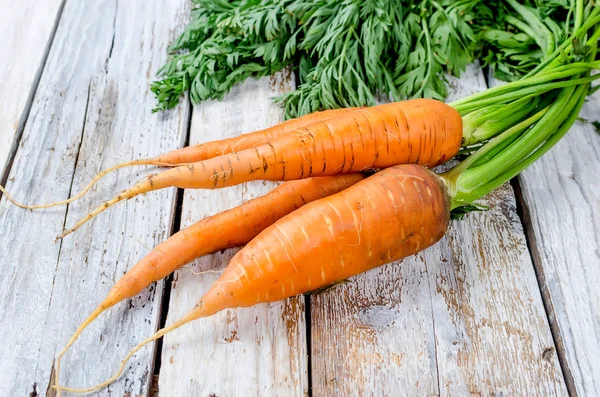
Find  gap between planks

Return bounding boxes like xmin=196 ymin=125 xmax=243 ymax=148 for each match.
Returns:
xmin=487 ymin=72 xmax=581 ymax=396
xmin=510 ymin=177 xmax=576 ymax=397
xmin=510 ymin=88 xmax=600 ymax=395
xmin=0 ymin=0 xmax=66 ymax=191
xmin=305 ymin=293 xmax=313 ymax=397
xmin=0 ymin=0 xmax=191 ymax=395
xmin=150 ymin=96 xmax=194 ymax=396
xmin=156 ymin=72 xmax=309 ymax=397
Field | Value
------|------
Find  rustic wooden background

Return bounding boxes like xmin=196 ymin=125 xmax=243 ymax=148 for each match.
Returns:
xmin=0 ymin=1 xmax=598 ymax=396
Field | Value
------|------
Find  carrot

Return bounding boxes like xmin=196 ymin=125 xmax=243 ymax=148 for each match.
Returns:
xmin=154 ymin=107 xmax=357 ymax=165
xmin=53 ymin=173 xmax=364 ymax=394
xmin=54 ymin=164 xmax=450 ymax=394
xmin=0 ymin=108 xmax=354 ymax=210
xmin=57 ymin=99 xmax=462 ymax=238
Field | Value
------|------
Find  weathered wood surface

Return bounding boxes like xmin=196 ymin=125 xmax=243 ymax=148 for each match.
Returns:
xmin=310 ymin=64 xmax=567 ymax=396
xmin=0 ymin=0 xmax=64 ymax=177
xmin=0 ymin=0 xmax=189 ymax=395
xmin=517 ymin=90 xmax=600 ymax=396
xmin=3 ymin=2 xmax=599 ymax=395
xmin=158 ymin=72 xmax=309 ymax=396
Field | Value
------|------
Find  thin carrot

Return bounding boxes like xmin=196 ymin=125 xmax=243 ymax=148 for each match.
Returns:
xmin=54 ymin=164 xmax=450 ymax=394
xmin=58 ymin=99 xmax=462 ymax=238
xmin=53 ymin=173 xmax=364 ymax=393
xmin=154 ymin=107 xmax=357 ymax=165
xmin=0 ymin=108 xmax=354 ymax=210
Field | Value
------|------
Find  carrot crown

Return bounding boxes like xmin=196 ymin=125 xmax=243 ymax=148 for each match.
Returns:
xmin=442 ymin=4 xmax=600 ymax=214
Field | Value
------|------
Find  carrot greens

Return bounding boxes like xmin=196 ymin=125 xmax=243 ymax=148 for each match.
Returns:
xmin=444 ymin=4 xmax=599 ymax=214
xmin=152 ymin=0 xmax=583 ymax=118
xmin=152 ymin=0 xmax=483 ymax=117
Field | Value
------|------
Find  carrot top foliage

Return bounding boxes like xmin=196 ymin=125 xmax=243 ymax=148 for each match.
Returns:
xmin=152 ymin=0 xmax=578 ymax=118
xmin=445 ymin=4 xmax=600 ymax=214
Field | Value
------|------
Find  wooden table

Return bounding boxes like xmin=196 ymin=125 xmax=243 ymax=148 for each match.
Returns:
xmin=1 ymin=1 xmax=598 ymax=396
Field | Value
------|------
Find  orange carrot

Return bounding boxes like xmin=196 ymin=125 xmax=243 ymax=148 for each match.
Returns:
xmin=53 ymin=173 xmax=364 ymax=393
xmin=154 ymin=107 xmax=356 ymax=165
xmin=54 ymin=164 xmax=450 ymax=394
xmin=0 ymin=108 xmax=354 ymax=210
xmin=58 ymin=99 xmax=462 ymax=238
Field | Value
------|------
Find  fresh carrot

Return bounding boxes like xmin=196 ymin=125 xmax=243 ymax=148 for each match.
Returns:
xmin=53 ymin=173 xmax=364 ymax=380
xmin=154 ymin=107 xmax=356 ymax=165
xmin=0 ymin=108 xmax=354 ymax=210
xmin=57 ymin=98 xmax=462 ymax=238
xmin=54 ymin=164 xmax=450 ymax=394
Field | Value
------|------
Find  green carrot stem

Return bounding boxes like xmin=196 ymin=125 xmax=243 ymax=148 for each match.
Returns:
xmin=444 ymin=2 xmax=598 ymax=211
xmin=462 ymin=96 xmax=541 ymax=144
xmin=450 ymin=62 xmax=598 ymax=111
xmin=462 ymin=86 xmax=573 ymax=179
xmin=443 ymin=106 xmax=549 ymax=187
xmin=504 ymin=0 xmax=554 ymax=55
xmin=458 ymin=85 xmax=588 ymax=205
xmin=524 ymin=8 xmax=600 ymax=77
xmin=575 ymin=0 xmax=585 ymax=31
xmin=452 ymin=74 xmax=600 ymax=114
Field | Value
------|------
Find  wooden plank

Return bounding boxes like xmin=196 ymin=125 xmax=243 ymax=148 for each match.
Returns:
xmin=516 ymin=90 xmax=600 ymax=396
xmin=158 ymin=73 xmax=309 ymax=397
xmin=310 ymin=64 xmax=567 ymax=396
xmin=0 ymin=0 xmax=190 ymax=395
xmin=0 ymin=0 xmax=64 ymax=178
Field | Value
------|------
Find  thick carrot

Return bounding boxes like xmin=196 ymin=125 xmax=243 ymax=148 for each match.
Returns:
xmin=53 ymin=173 xmax=364 ymax=394
xmin=0 ymin=108 xmax=354 ymax=210
xmin=55 ymin=164 xmax=450 ymax=394
xmin=58 ymin=99 xmax=462 ymax=238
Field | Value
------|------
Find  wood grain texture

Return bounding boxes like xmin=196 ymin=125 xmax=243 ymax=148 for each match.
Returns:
xmin=516 ymin=90 xmax=600 ymax=396
xmin=158 ymin=72 xmax=309 ymax=397
xmin=0 ymin=0 xmax=64 ymax=178
xmin=310 ymin=64 xmax=567 ymax=396
xmin=0 ymin=0 xmax=189 ymax=395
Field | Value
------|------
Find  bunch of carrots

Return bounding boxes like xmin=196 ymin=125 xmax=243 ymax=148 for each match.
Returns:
xmin=0 ymin=4 xmax=598 ymax=395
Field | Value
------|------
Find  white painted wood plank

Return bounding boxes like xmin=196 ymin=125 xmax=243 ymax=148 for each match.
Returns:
xmin=517 ymin=90 xmax=600 ymax=396
xmin=310 ymin=64 xmax=567 ymax=396
xmin=0 ymin=0 xmax=64 ymax=177
xmin=429 ymin=184 xmax=567 ymax=396
xmin=0 ymin=0 xmax=190 ymax=395
xmin=158 ymin=72 xmax=309 ymax=397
